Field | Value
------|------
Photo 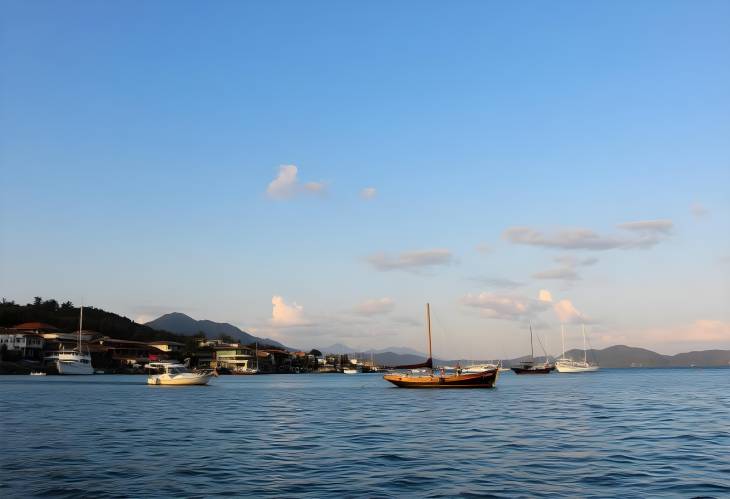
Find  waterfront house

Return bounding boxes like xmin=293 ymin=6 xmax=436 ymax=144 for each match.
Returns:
xmin=214 ymin=345 xmax=256 ymax=371
xmin=92 ymin=338 xmax=156 ymax=368
xmin=147 ymin=340 xmax=184 ymax=354
xmin=259 ymin=348 xmax=293 ymax=373
xmin=0 ymin=327 xmax=45 ymax=361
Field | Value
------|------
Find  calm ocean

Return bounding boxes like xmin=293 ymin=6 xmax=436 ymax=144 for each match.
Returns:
xmin=1 ymin=369 xmax=729 ymax=498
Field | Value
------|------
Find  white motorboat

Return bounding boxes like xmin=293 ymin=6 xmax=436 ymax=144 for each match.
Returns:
xmin=555 ymin=324 xmax=599 ymax=373
xmin=29 ymin=371 xmax=47 ymax=376
xmin=462 ymin=363 xmax=498 ymax=374
xmin=147 ymin=363 xmax=216 ymax=386
xmin=343 ymin=368 xmax=359 ymax=374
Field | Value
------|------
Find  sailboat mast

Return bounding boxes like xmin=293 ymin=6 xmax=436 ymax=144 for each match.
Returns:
xmin=78 ymin=305 xmax=83 ymax=351
xmin=561 ymin=324 xmax=565 ymax=359
xmin=582 ymin=324 xmax=587 ymax=364
xmin=426 ymin=303 xmax=433 ymax=362
xmin=529 ymin=321 xmax=534 ymax=360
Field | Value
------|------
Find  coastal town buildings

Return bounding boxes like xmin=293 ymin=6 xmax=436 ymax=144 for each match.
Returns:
xmin=0 ymin=328 xmax=45 ymax=360
xmin=147 ymin=340 xmax=184 ymax=354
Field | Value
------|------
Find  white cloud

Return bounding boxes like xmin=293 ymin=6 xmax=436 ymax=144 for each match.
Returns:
xmin=690 ymin=202 xmax=708 ymax=219
xmin=271 ymin=295 xmax=311 ymax=327
xmin=538 ymin=290 xmax=553 ymax=302
xmin=266 ymin=165 xmax=299 ymax=200
xmin=616 ymin=219 xmax=673 ymax=235
xmin=553 ymin=299 xmax=589 ymax=324
xmin=355 ymin=297 xmax=395 ymax=316
xmin=475 ymin=243 xmax=492 ymax=254
xmin=472 ymin=277 xmax=524 ymax=289
xmin=304 ymin=181 xmax=327 ymax=195
xmin=504 ymin=220 xmax=673 ymax=251
xmin=360 ymin=187 xmax=377 ymax=200
xmin=367 ymin=249 xmax=453 ymax=272
xmin=533 ymin=255 xmax=599 ymax=281
xmin=533 ymin=267 xmax=580 ymax=281
xmin=462 ymin=290 xmax=551 ymax=321
xmin=134 ymin=314 xmax=157 ymax=324
xmin=266 ymin=165 xmax=326 ymax=200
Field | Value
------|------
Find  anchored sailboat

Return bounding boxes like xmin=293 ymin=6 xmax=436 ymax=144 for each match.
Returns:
xmin=54 ymin=305 xmax=94 ymax=375
xmin=383 ymin=304 xmax=499 ymax=388
xmin=511 ymin=322 xmax=554 ymax=375
xmin=555 ymin=324 xmax=599 ymax=373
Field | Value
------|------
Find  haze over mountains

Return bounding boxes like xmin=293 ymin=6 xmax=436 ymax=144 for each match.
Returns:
xmin=308 ymin=340 xmax=730 ymax=368
xmin=145 ymin=312 xmax=288 ymax=349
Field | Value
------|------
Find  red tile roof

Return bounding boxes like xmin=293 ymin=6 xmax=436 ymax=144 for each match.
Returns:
xmin=12 ymin=322 xmax=61 ymax=331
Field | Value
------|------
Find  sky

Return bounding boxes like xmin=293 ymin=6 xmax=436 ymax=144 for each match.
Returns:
xmin=1 ymin=0 xmax=729 ymax=357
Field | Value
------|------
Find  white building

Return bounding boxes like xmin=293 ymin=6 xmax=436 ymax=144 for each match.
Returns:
xmin=0 ymin=329 xmax=45 ymax=360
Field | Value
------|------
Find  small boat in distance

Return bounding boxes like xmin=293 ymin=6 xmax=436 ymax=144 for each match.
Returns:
xmin=383 ymin=304 xmax=498 ymax=388
xmin=511 ymin=323 xmax=554 ymax=375
xmin=29 ymin=371 xmax=47 ymax=376
xmin=555 ymin=324 xmax=599 ymax=373
xmin=147 ymin=362 xmax=216 ymax=386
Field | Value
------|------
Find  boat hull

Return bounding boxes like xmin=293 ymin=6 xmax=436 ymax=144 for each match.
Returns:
xmin=383 ymin=369 xmax=498 ymax=388
xmin=556 ymin=365 xmax=599 ymax=373
xmin=147 ymin=373 xmax=214 ymax=386
xmin=57 ymin=360 xmax=94 ymax=375
xmin=511 ymin=366 xmax=554 ymax=375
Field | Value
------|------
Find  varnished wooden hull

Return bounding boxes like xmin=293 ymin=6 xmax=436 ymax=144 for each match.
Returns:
xmin=383 ymin=369 xmax=498 ymax=388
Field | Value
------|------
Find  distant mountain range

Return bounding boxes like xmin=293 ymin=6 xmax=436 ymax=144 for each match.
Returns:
xmin=143 ymin=313 xmax=730 ymax=368
xmin=145 ymin=313 xmax=288 ymax=349
xmin=315 ymin=343 xmax=425 ymax=357
xmin=361 ymin=345 xmax=730 ymax=369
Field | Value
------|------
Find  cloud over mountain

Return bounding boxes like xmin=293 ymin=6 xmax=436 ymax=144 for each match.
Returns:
xmin=271 ymin=295 xmax=311 ymax=327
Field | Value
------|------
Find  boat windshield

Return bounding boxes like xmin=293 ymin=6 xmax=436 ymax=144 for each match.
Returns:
xmin=167 ymin=367 xmax=187 ymax=374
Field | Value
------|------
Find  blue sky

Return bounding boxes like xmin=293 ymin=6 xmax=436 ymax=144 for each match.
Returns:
xmin=1 ymin=0 xmax=728 ymax=356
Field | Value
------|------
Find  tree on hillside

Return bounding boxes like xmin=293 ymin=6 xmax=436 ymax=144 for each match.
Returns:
xmin=218 ymin=333 xmax=235 ymax=344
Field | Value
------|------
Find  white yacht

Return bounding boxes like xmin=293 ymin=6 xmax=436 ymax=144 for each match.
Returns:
xmin=462 ymin=363 xmax=499 ymax=374
xmin=48 ymin=306 xmax=94 ymax=375
xmin=147 ymin=362 xmax=216 ymax=386
xmin=555 ymin=324 xmax=599 ymax=373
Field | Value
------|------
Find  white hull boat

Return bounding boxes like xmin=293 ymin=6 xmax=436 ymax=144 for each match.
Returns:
xmin=556 ymin=324 xmax=599 ymax=374
xmin=57 ymin=353 xmax=94 ymax=375
xmin=462 ymin=363 xmax=498 ymax=374
xmin=555 ymin=362 xmax=599 ymax=373
xmin=51 ymin=305 xmax=94 ymax=375
xmin=343 ymin=368 xmax=358 ymax=374
xmin=147 ymin=363 xmax=215 ymax=386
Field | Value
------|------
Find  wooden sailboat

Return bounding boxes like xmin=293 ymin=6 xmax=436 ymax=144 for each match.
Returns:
xmin=383 ymin=304 xmax=499 ymax=388
xmin=510 ymin=322 xmax=554 ymax=375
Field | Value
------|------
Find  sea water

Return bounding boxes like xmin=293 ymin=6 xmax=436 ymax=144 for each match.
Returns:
xmin=1 ymin=369 xmax=729 ymax=497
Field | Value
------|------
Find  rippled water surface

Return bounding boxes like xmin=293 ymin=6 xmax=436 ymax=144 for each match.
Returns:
xmin=1 ymin=369 xmax=729 ymax=497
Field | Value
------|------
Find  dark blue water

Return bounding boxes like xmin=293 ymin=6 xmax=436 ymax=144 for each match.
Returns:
xmin=1 ymin=369 xmax=729 ymax=498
